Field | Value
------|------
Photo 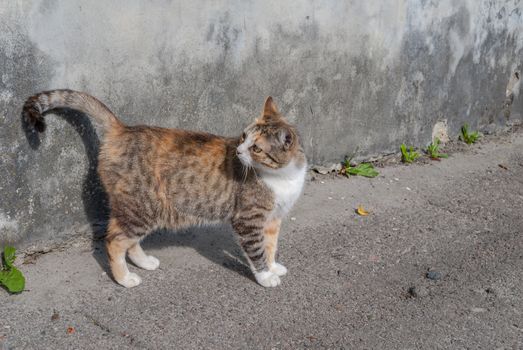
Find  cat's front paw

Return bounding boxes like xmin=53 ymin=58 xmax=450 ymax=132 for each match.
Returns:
xmin=270 ymin=263 xmax=288 ymax=276
xmin=129 ymin=254 xmax=160 ymax=271
xmin=139 ymin=255 xmax=160 ymax=271
xmin=255 ymin=270 xmax=281 ymax=287
xmin=118 ymin=272 xmax=142 ymax=288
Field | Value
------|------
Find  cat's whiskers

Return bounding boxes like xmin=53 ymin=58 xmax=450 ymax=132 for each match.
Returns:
xmin=241 ymin=161 xmax=259 ymax=183
xmin=241 ymin=163 xmax=249 ymax=184
xmin=250 ymin=164 xmax=260 ymax=182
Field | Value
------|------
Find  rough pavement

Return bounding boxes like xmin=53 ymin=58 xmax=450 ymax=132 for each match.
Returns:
xmin=1 ymin=130 xmax=523 ymax=349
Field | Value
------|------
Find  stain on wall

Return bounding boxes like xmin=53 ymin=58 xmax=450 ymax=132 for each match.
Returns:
xmin=1 ymin=0 xmax=521 ymax=246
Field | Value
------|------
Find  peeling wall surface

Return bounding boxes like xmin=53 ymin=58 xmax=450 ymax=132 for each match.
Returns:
xmin=1 ymin=0 xmax=522 ymax=246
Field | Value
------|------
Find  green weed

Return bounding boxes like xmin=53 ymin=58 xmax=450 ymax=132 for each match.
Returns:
xmin=344 ymin=162 xmax=379 ymax=178
xmin=343 ymin=152 xmax=379 ymax=178
xmin=460 ymin=124 xmax=480 ymax=144
xmin=0 ymin=246 xmax=25 ymax=293
xmin=400 ymin=144 xmax=420 ymax=164
xmin=426 ymin=137 xmax=448 ymax=159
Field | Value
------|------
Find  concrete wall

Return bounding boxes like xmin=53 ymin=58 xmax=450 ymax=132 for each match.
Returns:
xmin=1 ymin=0 xmax=522 ymax=246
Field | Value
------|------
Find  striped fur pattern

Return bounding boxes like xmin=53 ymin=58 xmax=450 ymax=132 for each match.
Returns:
xmin=23 ymin=90 xmax=307 ymax=288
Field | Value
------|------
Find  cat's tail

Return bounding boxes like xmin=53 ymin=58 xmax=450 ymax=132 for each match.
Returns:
xmin=23 ymin=89 xmax=123 ymax=132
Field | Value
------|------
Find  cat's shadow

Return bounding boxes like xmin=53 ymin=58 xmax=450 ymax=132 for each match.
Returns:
xmin=22 ymin=109 xmax=251 ymax=281
xmin=140 ymin=225 xmax=251 ymax=278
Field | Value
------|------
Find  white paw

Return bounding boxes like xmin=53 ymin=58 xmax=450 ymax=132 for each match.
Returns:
xmin=118 ymin=272 xmax=142 ymax=288
xmin=270 ymin=263 xmax=288 ymax=276
xmin=139 ymin=255 xmax=160 ymax=271
xmin=255 ymin=270 xmax=281 ymax=288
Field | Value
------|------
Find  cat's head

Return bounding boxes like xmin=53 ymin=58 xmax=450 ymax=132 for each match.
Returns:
xmin=237 ymin=97 xmax=305 ymax=172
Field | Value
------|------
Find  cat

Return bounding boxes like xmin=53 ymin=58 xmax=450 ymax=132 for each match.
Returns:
xmin=23 ymin=90 xmax=307 ymax=288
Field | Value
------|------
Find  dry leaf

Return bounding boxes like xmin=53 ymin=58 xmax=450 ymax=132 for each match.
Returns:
xmin=356 ymin=205 xmax=370 ymax=216
xmin=67 ymin=327 xmax=75 ymax=334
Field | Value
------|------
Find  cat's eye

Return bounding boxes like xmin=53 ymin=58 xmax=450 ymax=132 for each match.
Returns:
xmin=251 ymin=144 xmax=262 ymax=153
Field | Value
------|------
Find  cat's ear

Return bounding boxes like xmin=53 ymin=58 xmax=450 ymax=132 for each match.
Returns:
xmin=278 ymin=127 xmax=294 ymax=150
xmin=257 ymin=97 xmax=283 ymax=123
xmin=263 ymin=96 xmax=279 ymax=116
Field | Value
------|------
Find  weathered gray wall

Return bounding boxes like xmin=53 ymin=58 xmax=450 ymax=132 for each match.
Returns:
xmin=1 ymin=0 xmax=521 ymax=246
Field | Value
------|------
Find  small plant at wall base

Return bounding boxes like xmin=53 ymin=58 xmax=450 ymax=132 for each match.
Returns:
xmin=426 ymin=138 xmax=448 ymax=160
xmin=0 ymin=246 xmax=25 ymax=293
xmin=340 ymin=148 xmax=379 ymax=178
xmin=460 ymin=124 xmax=480 ymax=144
xmin=400 ymin=144 xmax=419 ymax=163
xmin=342 ymin=153 xmax=379 ymax=178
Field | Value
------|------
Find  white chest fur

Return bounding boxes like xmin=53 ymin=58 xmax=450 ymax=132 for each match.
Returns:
xmin=260 ymin=162 xmax=306 ymax=219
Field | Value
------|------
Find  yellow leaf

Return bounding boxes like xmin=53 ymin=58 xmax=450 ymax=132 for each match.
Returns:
xmin=357 ymin=205 xmax=370 ymax=216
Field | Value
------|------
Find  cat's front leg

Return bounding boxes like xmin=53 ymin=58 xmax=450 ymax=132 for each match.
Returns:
xmin=128 ymin=242 xmax=160 ymax=270
xmin=232 ymin=216 xmax=282 ymax=287
xmin=264 ymin=219 xmax=287 ymax=276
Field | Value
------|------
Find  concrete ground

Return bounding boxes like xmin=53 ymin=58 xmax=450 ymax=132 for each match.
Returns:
xmin=1 ymin=129 xmax=523 ymax=350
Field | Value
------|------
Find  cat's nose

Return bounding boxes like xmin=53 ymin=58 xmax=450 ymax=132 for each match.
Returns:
xmin=236 ymin=149 xmax=241 ymax=156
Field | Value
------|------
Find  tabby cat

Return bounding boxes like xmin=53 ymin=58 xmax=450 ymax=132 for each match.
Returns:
xmin=23 ymin=90 xmax=306 ymax=288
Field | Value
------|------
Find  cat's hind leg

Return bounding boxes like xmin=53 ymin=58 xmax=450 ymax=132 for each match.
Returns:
xmin=106 ymin=219 xmax=142 ymax=288
xmin=128 ymin=242 xmax=160 ymax=270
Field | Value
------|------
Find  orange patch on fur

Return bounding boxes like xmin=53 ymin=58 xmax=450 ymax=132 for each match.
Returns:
xmin=264 ymin=219 xmax=281 ymax=265
xmin=106 ymin=224 xmax=136 ymax=282
xmin=264 ymin=219 xmax=281 ymax=236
